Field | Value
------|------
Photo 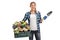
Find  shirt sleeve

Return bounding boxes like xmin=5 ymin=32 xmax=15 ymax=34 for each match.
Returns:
xmin=38 ymin=11 xmax=42 ymax=23
xmin=22 ymin=13 xmax=28 ymax=21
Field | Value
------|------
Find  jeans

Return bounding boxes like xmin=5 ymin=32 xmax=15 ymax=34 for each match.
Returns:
xmin=29 ymin=30 xmax=41 ymax=40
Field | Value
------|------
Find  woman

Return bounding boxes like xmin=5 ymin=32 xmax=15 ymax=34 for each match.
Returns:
xmin=22 ymin=2 xmax=42 ymax=40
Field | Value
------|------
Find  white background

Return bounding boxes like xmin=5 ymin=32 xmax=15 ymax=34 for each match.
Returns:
xmin=0 ymin=0 xmax=60 ymax=40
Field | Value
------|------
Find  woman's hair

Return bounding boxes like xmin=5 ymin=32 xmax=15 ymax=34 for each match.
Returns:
xmin=30 ymin=2 xmax=36 ymax=7
xmin=30 ymin=2 xmax=37 ymax=13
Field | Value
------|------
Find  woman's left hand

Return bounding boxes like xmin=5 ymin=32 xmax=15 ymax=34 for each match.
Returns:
xmin=40 ymin=19 xmax=43 ymax=23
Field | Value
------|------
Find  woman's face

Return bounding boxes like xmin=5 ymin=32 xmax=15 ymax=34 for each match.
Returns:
xmin=30 ymin=3 xmax=36 ymax=11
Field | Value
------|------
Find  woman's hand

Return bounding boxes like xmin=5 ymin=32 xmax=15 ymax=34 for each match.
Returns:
xmin=40 ymin=19 xmax=43 ymax=23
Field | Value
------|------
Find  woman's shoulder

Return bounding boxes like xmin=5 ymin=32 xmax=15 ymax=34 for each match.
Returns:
xmin=36 ymin=11 xmax=41 ymax=15
xmin=25 ymin=11 xmax=30 ymax=15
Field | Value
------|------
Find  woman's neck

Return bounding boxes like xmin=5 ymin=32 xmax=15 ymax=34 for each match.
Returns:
xmin=30 ymin=10 xmax=36 ymax=14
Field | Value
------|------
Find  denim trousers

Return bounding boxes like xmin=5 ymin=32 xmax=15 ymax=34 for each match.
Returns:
xmin=29 ymin=30 xmax=41 ymax=40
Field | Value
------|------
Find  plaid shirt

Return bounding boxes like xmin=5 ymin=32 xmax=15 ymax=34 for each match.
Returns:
xmin=22 ymin=11 xmax=42 ymax=32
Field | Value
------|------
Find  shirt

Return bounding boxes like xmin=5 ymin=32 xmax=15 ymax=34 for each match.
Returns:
xmin=30 ymin=13 xmax=37 ymax=31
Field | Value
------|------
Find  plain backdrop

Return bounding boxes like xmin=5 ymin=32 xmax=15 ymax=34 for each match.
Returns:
xmin=0 ymin=0 xmax=60 ymax=40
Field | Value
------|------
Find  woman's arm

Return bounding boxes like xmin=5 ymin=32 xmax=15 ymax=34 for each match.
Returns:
xmin=38 ymin=11 xmax=43 ymax=23
xmin=22 ymin=13 xmax=28 ymax=22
